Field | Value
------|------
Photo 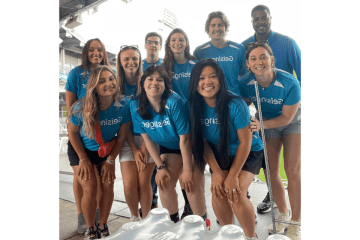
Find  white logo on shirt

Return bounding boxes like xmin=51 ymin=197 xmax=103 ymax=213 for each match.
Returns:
xmin=173 ymin=72 xmax=191 ymax=80
xmin=142 ymin=118 xmax=170 ymax=129
xmin=100 ymin=117 xmax=123 ymax=126
xmin=250 ymin=96 xmax=283 ymax=105
xmin=212 ymin=56 xmax=233 ymax=62
xmin=82 ymin=84 xmax=87 ymax=89
xmin=201 ymin=117 xmax=218 ymax=126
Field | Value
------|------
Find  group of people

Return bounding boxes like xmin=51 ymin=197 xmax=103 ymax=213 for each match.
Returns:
xmin=64 ymin=5 xmax=301 ymax=240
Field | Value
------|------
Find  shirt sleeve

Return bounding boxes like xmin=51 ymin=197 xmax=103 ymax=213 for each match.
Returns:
xmin=69 ymin=102 xmax=83 ymax=126
xmin=238 ymin=45 xmax=247 ymax=76
xmin=65 ymin=68 xmax=80 ymax=94
xmin=120 ymin=98 xmax=131 ymax=124
xmin=232 ymin=99 xmax=251 ymax=130
xmin=288 ymin=40 xmax=301 ymax=86
xmin=170 ymin=99 xmax=190 ymax=136
xmin=130 ymin=101 xmax=146 ymax=134
xmin=284 ymin=78 xmax=301 ymax=106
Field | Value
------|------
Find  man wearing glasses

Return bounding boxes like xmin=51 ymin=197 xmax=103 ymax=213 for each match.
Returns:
xmin=143 ymin=32 xmax=163 ymax=71
xmin=242 ymin=4 xmax=301 ymax=85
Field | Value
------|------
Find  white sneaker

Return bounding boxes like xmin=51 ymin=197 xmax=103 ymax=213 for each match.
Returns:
xmin=268 ymin=209 xmax=291 ymax=234
xmin=286 ymin=221 xmax=301 ymax=240
xmin=130 ymin=215 xmax=142 ymax=222
xmin=246 ymin=234 xmax=258 ymax=240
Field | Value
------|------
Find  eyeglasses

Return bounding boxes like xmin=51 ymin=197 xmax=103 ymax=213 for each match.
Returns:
xmin=120 ymin=45 xmax=139 ymax=51
xmin=146 ymin=40 xmax=160 ymax=46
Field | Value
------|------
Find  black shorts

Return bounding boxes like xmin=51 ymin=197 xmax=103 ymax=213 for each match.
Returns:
xmin=67 ymin=140 xmax=108 ymax=168
xmin=158 ymin=144 xmax=181 ymax=155
xmin=208 ymin=141 xmax=263 ymax=175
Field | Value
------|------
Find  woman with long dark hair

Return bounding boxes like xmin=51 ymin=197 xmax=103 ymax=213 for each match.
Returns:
xmin=65 ymin=38 xmax=111 ymax=233
xmin=130 ymin=65 xmax=207 ymax=224
xmin=67 ymin=65 xmax=131 ymax=239
xmin=239 ymin=42 xmax=301 ymax=239
xmin=189 ymin=59 xmax=262 ymax=240
xmin=116 ymin=45 xmax=155 ymax=221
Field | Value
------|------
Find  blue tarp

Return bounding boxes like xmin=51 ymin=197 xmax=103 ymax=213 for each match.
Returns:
xmin=59 ymin=73 xmax=68 ymax=82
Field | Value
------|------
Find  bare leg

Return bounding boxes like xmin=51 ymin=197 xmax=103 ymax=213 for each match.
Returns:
xmin=232 ymin=170 xmax=256 ymax=238
xmin=95 ymin=163 xmax=114 ymax=227
xmin=283 ymin=134 xmax=301 ymax=222
xmin=266 ymin=137 xmax=288 ymax=214
xmin=158 ymin=154 xmax=182 ymax=215
xmin=72 ymin=166 xmax=83 ymax=214
xmin=212 ymin=170 xmax=233 ymax=225
xmin=138 ymin=162 xmax=156 ymax=218
xmin=73 ymin=165 xmax=97 ymax=229
xmin=120 ymin=161 xmax=140 ymax=217
xmin=185 ymin=165 xmax=206 ymax=217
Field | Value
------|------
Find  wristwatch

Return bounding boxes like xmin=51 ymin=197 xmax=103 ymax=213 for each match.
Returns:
xmin=105 ymin=158 xmax=115 ymax=165
xmin=156 ymin=162 xmax=166 ymax=170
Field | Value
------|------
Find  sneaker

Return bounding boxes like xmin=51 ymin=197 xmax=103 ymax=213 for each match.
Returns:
xmin=130 ymin=215 xmax=142 ymax=222
xmin=180 ymin=203 xmax=193 ymax=219
xmin=257 ymin=192 xmax=277 ymax=213
xmin=98 ymin=223 xmax=110 ymax=238
xmin=246 ymin=234 xmax=258 ymax=240
xmin=247 ymin=191 xmax=251 ymax=200
xmin=286 ymin=221 xmax=301 ymax=240
xmin=139 ymin=204 xmax=158 ymax=218
xmin=84 ymin=226 xmax=98 ymax=239
xmin=78 ymin=212 xmax=87 ymax=234
xmin=268 ymin=210 xmax=291 ymax=234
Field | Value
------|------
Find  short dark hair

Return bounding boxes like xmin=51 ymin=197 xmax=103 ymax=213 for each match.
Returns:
xmin=251 ymin=5 xmax=271 ymax=17
xmin=205 ymin=11 xmax=230 ymax=34
xmin=145 ymin=32 xmax=163 ymax=46
xmin=138 ymin=65 xmax=172 ymax=120
xmin=245 ymin=42 xmax=274 ymax=61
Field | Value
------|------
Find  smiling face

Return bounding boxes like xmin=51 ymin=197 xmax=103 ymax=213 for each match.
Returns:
xmin=95 ymin=70 xmax=117 ymax=98
xmin=143 ymin=71 xmax=165 ymax=99
xmin=169 ymin=33 xmax=186 ymax=55
xmin=252 ymin=9 xmax=272 ymax=36
xmin=145 ymin=36 xmax=162 ymax=56
xmin=88 ymin=40 xmax=104 ymax=66
xmin=196 ymin=66 xmax=220 ymax=105
xmin=246 ymin=46 xmax=274 ymax=77
xmin=208 ymin=18 xmax=226 ymax=41
xmin=120 ymin=49 xmax=140 ymax=76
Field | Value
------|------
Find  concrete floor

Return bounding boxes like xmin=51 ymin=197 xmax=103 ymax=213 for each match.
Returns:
xmin=59 ymin=150 xmax=291 ymax=240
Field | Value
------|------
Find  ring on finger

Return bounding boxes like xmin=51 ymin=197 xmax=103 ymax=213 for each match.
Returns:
xmin=232 ymin=189 xmax=236 ymax=192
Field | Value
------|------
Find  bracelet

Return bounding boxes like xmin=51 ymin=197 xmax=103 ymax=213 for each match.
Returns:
xmin=156 ymin=162 xmax=166 ymax=170
xmin=79 ymin=158 xmax=89 ymax=163
xmin=105 ymin=159 xmax=115 ymax=165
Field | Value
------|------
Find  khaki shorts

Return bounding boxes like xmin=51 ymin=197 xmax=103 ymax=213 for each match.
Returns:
xmin=119 ymin=135 xmax=154 ymax=163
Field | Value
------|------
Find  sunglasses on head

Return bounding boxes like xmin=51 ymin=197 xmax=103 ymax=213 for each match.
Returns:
xmin=120 ymin=45 xmax=139 ymax=51
xmin=246 ymin=40 xmax=269 ymax=50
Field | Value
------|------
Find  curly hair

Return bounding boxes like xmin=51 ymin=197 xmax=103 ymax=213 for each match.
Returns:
xmin=68 ymin=65 xmax=122 ymax=139
xmin=162 ymin=28 xmax=196 ymax=83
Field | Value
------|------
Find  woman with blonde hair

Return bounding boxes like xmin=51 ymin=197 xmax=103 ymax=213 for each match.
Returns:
xmin=116 ymin=45 xmax=155 ymax=221
xmin=65 ymin=38 xmax=111 ymax=233
xmin=68 ymin=65 xmax=131 ymax=239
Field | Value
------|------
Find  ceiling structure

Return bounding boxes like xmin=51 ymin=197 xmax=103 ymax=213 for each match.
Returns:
xmin=59 ymin=0 xmax=117 ymax=63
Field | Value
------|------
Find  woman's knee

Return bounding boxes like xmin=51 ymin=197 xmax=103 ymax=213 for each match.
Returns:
xmin=80 ymin=179 xmax=97 ymax=197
